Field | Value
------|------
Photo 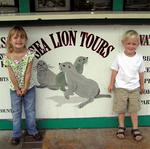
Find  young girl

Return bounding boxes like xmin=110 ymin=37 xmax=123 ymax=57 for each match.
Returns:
xmin=108 ymin=30 xmax=145 ymax=141
xmin=4 ymin=26 xmax=41 ymax=145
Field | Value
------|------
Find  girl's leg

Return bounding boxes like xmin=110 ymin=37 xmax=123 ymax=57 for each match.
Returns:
xmin=23 ymin=87 xmax=38 ymax=135
xmin=10 ymin=90 xmax=22 ymax=138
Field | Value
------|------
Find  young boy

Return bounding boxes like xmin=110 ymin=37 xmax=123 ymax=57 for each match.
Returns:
xmin=108 ymin=30 xmax=145 ymax=141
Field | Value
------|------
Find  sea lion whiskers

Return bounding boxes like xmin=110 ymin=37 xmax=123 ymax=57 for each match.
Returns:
xmin=47 ymin=64 xmax=54 ymax=69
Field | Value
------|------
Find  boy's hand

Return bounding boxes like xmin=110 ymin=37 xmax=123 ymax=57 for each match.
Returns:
xmin=108 ymin=84 xmax=113 ymax=93
xmin=140 ymin=86 xmax=144 ymax=94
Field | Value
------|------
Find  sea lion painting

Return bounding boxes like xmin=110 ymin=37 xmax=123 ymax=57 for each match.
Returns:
xmin=56 ymin=56 xmax=88 ymax=91
xmin=74 ymin=56 xmax=88 ymax=74
xmin=36 ymin=56 xmax=88 ymax=91
xmin=36 ymin=60 xmax=59 ymax=90
xmin=59 ymin=62 xmax=111 ymax=108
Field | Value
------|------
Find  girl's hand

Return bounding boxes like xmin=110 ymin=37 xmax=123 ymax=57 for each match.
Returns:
xmin=16 ymin=89 xmax=22 ymax=96
xmin=21 ymin=87 xmax=28 ymax=96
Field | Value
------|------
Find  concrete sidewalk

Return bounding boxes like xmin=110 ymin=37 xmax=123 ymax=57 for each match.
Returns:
xmin=43 ymin=127 xmax=150 ymax=149
xmin=0 ymin=131 xmax=21 ymax=149
xmin=0 ymin=130 xmax=44 ymax=149
xmin=1 ymin=127 xmax=150 ymax=149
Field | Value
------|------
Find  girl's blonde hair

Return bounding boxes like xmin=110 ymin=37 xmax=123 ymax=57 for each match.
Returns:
xmin=122 ymin=30 xmax=139 ymax=41
xmin=6 ymin=26 xmax=28 ymax=52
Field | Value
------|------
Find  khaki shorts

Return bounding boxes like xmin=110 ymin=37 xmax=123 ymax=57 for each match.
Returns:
xmin=113 ymin=88 xmax=141 ymax=113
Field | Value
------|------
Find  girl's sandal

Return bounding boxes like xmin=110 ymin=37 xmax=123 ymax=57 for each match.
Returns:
xmin=131 ymin=129 xmax=143 ymax=142
xmin=116 ymin=127 xmax=126 ymax=139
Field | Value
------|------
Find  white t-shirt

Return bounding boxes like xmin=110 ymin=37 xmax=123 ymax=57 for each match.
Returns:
xmin=111 ymin=52 xmax=145 ymax=90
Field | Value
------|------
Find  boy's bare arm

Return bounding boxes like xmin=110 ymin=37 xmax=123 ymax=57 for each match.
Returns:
xmin=139 ymin=72 xmax=144 ymax=94
xmin=108 ymin=70 xmax=118 ymax=93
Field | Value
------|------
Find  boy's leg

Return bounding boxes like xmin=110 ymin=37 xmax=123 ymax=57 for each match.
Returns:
xmin=23 ymin=87 xmax=38 ymax=135
xmin=128 ymin=89 xmax=142 ymax=141
xmin=131 ymin=112 xmax=143 ymax=141
xmin=118 ymin=113 xmax=125 ymax=128
xmin=131 ymin=113 xmax=138 ymax=129
xmin=128 ymin=88 xmax=140 ymax=129
xmin=116 ymin=113 xmax=126 ymax=139
xmin=113 ymin=88 xmax=128 ymax=139
xmin=10 ymin=90 xmax=22 ymax=138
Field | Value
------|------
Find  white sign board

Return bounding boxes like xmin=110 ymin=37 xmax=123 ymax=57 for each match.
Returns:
xmin=0 ymin=25 xmax=150 ymax=119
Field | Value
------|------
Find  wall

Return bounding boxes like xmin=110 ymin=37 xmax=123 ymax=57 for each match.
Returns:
xmin=1 ymin=19 xmax=150 ymax=129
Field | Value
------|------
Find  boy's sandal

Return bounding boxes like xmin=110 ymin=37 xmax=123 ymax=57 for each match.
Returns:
xmin=116 ymin=127 xmax=126 ymax=139
xmin=131 ymin=129 xmax=143 ymax=141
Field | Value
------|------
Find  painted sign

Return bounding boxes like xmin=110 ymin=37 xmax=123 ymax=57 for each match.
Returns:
xmin=0 ymin=25 xmax=150 ymax=119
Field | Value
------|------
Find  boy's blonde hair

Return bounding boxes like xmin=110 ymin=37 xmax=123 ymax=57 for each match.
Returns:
xmin=6 ymin=26 xmax=28 ymax=52
xmin=122 ymin=30 xmax=139 ymax=41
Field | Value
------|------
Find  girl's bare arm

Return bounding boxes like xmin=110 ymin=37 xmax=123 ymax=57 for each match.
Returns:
xmin=21 ymin=61 xmax=33 ymax=95
xmin=7 ymin=66 xmax=22 ymax=96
